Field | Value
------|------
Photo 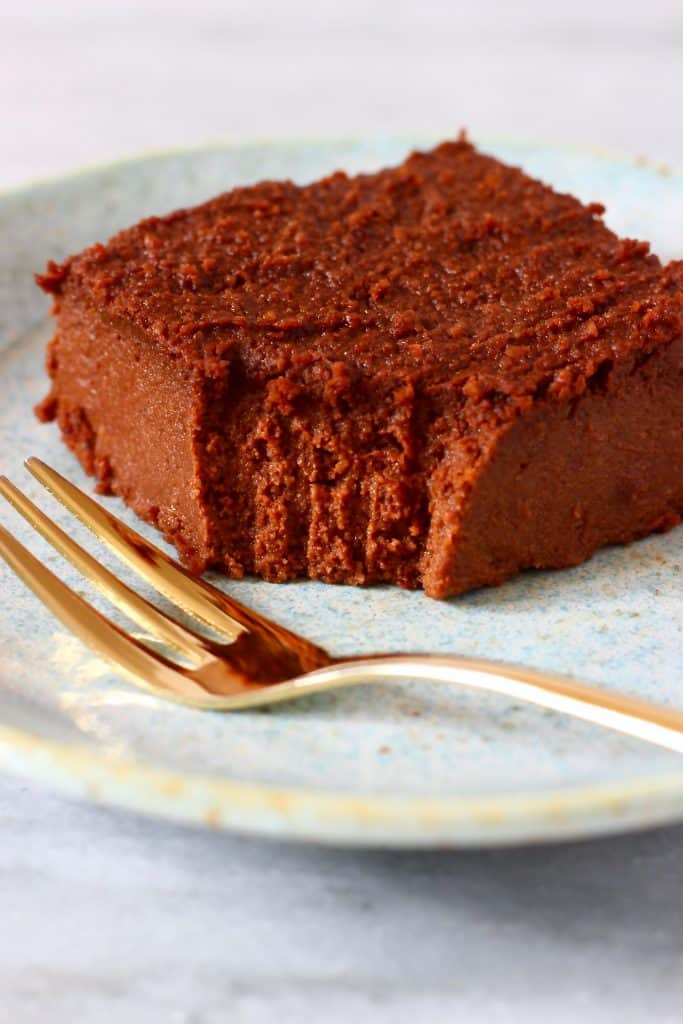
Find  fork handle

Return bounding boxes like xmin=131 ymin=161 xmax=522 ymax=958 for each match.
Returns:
xmin=279 ymin=654 xmax=683 ymax=754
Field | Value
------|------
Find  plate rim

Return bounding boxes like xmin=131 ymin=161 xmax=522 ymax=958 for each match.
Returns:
xmin=2 ymin=717 xmax=683 ymax=846
xmin=2 ymin=136 xmax=683 ymax=846
xmin=0 ymin=132 xmax=680 ymax=206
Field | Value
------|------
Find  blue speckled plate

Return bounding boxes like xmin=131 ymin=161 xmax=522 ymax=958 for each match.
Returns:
xmin=1 ymin=138 xmax=682 ymax=846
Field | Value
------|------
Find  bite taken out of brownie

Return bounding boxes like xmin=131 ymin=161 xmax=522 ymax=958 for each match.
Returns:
xmin=36 ymin=138 xmax=683 ymax=599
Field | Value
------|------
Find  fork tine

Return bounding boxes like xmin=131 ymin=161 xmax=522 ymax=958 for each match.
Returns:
xmin=0 ymin=476 xmax=213 ymax=665
xmin=25 ymin=458 xmax=308 ymax=649
xmin=0 ymin=523 xmax=207 ymax=703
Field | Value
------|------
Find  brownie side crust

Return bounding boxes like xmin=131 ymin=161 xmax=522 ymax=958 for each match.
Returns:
xmin=35 ymin=301 xmax=213 ymax=571
xmin=36 ymin=139 xmax=683 ymax=598
xmin=423 ymin=336 xmax=683 ymax=596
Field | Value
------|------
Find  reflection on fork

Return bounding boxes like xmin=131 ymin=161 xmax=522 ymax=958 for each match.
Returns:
xmin=1 ymin=458 xmax=683 ymax=754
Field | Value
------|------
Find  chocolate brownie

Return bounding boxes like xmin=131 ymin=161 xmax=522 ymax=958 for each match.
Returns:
xmin=36 ymin=138 xmax=683 ymax=598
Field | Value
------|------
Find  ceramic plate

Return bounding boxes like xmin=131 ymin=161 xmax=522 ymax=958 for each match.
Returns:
xmin=1 ymin=138 xmax=682 ymax=847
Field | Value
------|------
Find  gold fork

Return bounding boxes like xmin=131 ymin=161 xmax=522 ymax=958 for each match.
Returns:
xmin=1 ymin=458 xmax=683 ymax=753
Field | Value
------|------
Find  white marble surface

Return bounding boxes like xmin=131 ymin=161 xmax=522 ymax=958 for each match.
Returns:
xmin=2 ymin=1 xmax=683 ymax=1020
xmin=3 ymin=773 xmax=683 ymax=1023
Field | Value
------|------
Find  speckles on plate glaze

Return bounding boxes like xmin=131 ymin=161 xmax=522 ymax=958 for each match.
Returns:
xmin=1 ymin=140 xmax=683 ymax=845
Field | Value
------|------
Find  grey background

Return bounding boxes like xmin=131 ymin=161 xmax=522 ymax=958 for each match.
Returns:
xmin=2 ymin=1 xmax=683 ymax=1020
xmin=3 ymin=0 xmax=683 ymax=189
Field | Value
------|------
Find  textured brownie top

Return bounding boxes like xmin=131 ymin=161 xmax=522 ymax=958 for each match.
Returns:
xmin=38 ymin=138 xmax=683 ymax=423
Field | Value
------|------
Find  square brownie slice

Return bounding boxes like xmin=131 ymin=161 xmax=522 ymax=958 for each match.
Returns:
xmin=36 ymin=139 xmax=683 ymax=598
